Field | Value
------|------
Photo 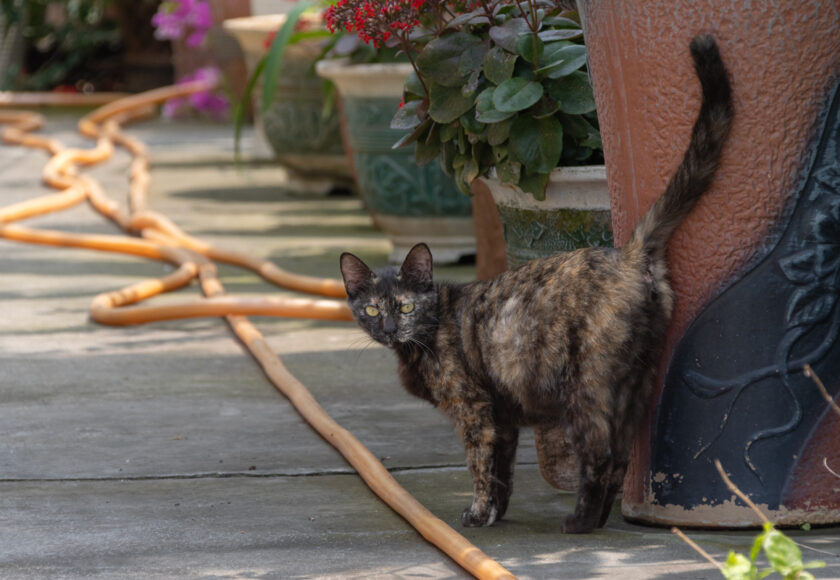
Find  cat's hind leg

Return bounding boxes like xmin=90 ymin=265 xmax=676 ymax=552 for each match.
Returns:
xmin=490 ymin=424 xmax=519 ymax=521
xmin=562 ymin=403 xmax=613 ymax=533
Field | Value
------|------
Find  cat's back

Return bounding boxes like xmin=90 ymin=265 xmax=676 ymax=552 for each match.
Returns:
xmin=454 ymin=246 xmax=656 ymax=416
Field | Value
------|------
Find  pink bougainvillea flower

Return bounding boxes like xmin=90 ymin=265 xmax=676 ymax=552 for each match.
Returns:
xmin=163 ymin=67 xmax=229 ymax=120
xmin=152 ymin=0 xmax=213 ymax=48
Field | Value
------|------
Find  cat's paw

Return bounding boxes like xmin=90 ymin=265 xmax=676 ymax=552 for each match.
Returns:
xmin=561 ymin=514 xmax=596 ymax=534
xmin=460 ymin=504 xmax=498 ymax=527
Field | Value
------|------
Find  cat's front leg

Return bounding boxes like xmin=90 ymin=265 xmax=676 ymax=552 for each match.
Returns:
xmin=448 ymin=399 xmax=500 ymax=527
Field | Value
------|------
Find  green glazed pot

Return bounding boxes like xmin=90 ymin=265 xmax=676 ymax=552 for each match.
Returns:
xmin=317 ymin=60 xmax=474 ymax=264
xmin=480 ymin=166 xmax=613 ymax=268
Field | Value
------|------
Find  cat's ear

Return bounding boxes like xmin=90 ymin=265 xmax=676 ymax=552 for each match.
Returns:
xmin=340 ymin=252 xmax=373 ymax=298
xmin=400 ymin=243 xmax=433 ymax=288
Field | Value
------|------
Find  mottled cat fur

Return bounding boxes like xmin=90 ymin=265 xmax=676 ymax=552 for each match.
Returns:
xmin=340 ymin=36 xmax=733 ymax=533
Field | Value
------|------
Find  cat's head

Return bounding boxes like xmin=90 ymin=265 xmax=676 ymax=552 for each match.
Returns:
xmin=339 ymin=243 xmax=438 ymax=348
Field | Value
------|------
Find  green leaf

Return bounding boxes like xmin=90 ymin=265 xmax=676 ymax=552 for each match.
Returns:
xmin=416 ymin=32 xmax=482 ymax=87
xmin=750 ymin=527 xmax=769 ymax=562
xmin=475 ymin=87 xmax=515 ymax=123
xmin=488 ymin=18 xmax=530 ymax=52
xmin=414 ymin=138 xmax=440 ymax=166
xmin=459 ymin=41 xmax=489 ymax=76
xmin=233 ymin=53 xmax=268 ymax=163
xmin=542 ymin=16 xmax=583 ymax=28
xmin=493 ymin=78 xmax=544 ymax=113
xmin=428 ymin=83 xmax=476 ymax=123
xmin=508 ymin=114 xmax=563 ymax=174
xmin=722 ymin=551 xmax=759 ymax=580
xmin=261 ymin=1 xmax=313 ymax=115
xmin=392 ymin=118 xmax=432 ymax=149
xmin=404 ymin=71 xmax=426 ymax=98
xmin=487 ymin=116 xmax=515 ymax=146
xmin=538 ymin=29 xmax=583 ymax=42
xmin=538 ymin=43 xmax=588 ymax=78
xmin=516 ymin=32 xmax=544 ymax=63
xmin=495 ymin=157 xmax=521 ymax=184
xmin=548 ymin=71 xmax=597 ymax=114
xmin=460 ymin=113 xmax=484 ymax=134
xmin=390 ymin=100 xmax=423 ymax=130
xmin=440 ymin=121 xmax=460 ymax=142
xmin=483 ymin=46 xmax=518 ymax=85
xmin=762 ymin=529 xmax=803 ymax=575
xmin=517 ymin=171 xmax=550 ymax=200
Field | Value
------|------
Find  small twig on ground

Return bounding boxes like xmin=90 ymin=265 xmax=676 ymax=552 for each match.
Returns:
xmin=671 ymin=527 xmax=723 ymax=571
xmin=803 ymin=364 xmax=840 ymax=418
xmin=714 ymin=459 xmax=772 ymax=524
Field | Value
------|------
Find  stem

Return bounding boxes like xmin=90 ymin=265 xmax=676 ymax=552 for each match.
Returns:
xmin=714 ymin=459 xmax=772 ymax=525
xmin=399 ymin=32 xmax=429 ymax=99
xmin=671 ymin=527 xmax=724 ymax=571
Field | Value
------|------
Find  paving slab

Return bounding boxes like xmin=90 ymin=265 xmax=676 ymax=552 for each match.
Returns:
xmin=1 ymin=112 xmax=838 ymax=579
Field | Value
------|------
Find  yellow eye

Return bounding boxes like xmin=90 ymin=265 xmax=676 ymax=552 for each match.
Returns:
xmin=365 ymin=305 xmax=380 ymax=317
xmin=400 ymin=303 xmax=414 ymax=314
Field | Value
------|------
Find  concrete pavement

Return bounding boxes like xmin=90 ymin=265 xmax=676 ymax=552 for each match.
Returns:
xmin=1 ymin=111 xmax=838 ymax=579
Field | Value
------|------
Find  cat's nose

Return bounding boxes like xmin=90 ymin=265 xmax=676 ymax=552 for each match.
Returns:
xmin=382 ymin=315 xmax=397 ymax=335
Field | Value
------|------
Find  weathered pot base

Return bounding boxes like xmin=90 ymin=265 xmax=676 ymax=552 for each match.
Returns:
xmin=623 ymin=499 xmax=840 ymax=529
xmin=374 ymin=214 xmax=476 ymax=264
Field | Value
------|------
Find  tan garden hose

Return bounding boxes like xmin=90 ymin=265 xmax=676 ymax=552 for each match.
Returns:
xmin=0 ymin=88 xmax=517 ymax=580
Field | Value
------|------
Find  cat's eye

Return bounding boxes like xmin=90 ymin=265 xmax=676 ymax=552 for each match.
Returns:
xmin=400 ymin=303 xmax=414 ymax=314
xmin=364 ymin=305 xmax=380 ymax=317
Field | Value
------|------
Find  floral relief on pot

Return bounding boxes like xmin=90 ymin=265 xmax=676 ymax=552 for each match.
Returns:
xmin=482 ymin=165 xmax=612 ymax=267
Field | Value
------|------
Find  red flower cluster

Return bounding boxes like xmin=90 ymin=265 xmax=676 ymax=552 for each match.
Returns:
xmin=325 ymin=0 xmax=426 ymax=48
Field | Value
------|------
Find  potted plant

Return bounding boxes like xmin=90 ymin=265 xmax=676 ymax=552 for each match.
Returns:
xmin=223 ymin=7 xmax=354 ymax=194
xmin=323 ymin=0 xmax=608 ymax=268
xmin=316 ymin=23 xmax=475 ymax=264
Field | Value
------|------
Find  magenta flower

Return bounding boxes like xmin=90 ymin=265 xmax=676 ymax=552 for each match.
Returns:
xmin=152 ymin=0 xmax=213 ymax=48
xmin=163 ymin=67 xmax=230 ymax=120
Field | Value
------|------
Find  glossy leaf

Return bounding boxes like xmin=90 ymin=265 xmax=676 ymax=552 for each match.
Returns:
xmin=508 ymin=114 xmax=563 ymax=174
xmin=483 ymin=46 xmax=517 ymax=85
xmin=487 ymin=116 xmax=515 ymax=146
xmin=538 ymin=43 xmax=588 ymax=78
xmin=548 ymin=71 xmax=597 ymax=114
xmin=404 ymin=70 xmax=426 ymax=98
xmin=538 ymin=28 xmax=583 ymax=42
xmin=390 ymin=99 xmax=423 ymax=130
xmin=517 ymin=171 xmax=550 ymax=200
xmin=488 ymin=18 xmax=530 ymax=52
xmin=428 ymin=82 xmax=475 ymax=123
xmin=475 ymin=87 xmax=515 ymax=123
xmin=516 ymin=32 xmax=544 ymax=63
xmin=392 ymin=118 xmax=431 ymax=149
xmin=416 ymin=32 xmax=481 ymax=87
xmin=493 ymin=78 xmax=543 ymax=113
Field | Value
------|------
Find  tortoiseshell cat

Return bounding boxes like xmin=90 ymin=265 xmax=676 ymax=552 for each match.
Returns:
xmin=340 ymin=36 xmax=733 ymax=533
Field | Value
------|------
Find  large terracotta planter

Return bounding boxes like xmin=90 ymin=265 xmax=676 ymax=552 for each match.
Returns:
xmin=317 ymin=59 xmax=474 ymax=264
xmin=223 ymin=15 xmax=353 ymax=193
xmin=479 ymin=166 xmax=612 ymax=268
xmin=580 ymin=1 xmax=840 ymax=527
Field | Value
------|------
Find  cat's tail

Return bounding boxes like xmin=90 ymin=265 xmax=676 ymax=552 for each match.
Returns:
xmin=623 ymin=35 xmax=733 ymax=264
